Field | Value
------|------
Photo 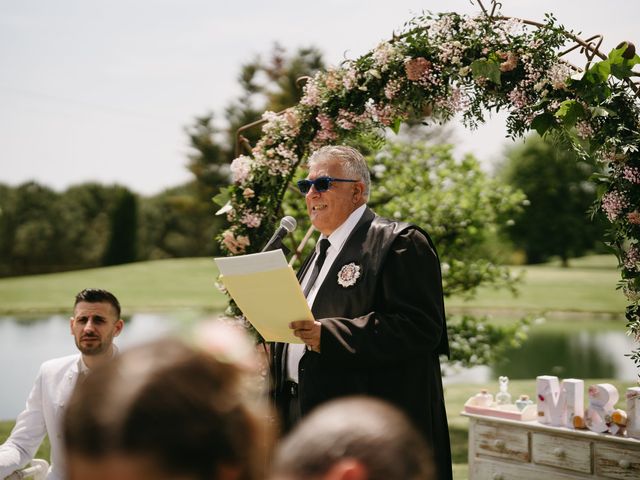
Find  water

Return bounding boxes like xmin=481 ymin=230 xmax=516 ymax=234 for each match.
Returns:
xmin=0 ymin=312 xmax=190 ymax=420
xmin=443 ymin=319 xmax=639 ymax=386
xmin=1 ymin=313 xmax=638 ymax=420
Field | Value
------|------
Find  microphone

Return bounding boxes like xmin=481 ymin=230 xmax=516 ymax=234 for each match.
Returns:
xmin=261 ymin=216 xmax=297 ymax=253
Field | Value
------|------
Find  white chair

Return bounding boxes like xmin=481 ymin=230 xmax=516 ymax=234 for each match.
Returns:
xmin=5 ymin=459 xmax=49 ymax=480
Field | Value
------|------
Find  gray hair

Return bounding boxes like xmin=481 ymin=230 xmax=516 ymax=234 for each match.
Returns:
xmin=308 ymin=145 xmax=371 ymax=199
xmin=272 ymin=397 xmax=435 ymax=480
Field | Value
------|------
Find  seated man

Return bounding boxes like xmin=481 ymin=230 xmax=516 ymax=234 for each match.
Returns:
xmin=63 ymin=334 xmax=271 ymax=480
xmin=270 ymin=396 xmax=435 ymax=480
xmin=0 ymin=288 xmax=124 ymax=480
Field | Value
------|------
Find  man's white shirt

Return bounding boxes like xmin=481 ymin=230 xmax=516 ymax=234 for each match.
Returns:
xmin=0 ymin=346 xmax=117 ymax=480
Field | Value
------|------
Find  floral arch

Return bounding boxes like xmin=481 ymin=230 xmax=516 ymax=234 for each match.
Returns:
xmin=217 ymin=0 xmax=640 ymax=367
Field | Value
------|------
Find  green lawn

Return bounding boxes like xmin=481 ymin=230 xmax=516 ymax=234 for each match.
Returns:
xmin=447 ymin=254 xmax=626 ymax=316
xmin=0 ymin=254 xmax=626 ymax=316
xmin=0 ymin=258 xmax=227 ymax=314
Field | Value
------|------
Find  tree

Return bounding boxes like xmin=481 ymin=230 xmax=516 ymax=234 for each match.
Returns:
xmin=498 ymin=134 xmax=606 ymax=266
xmin=0 ymin=182 xmax=63 ymax=275
xmin=103 ymin=187 xmax=138 ymax=266
xmin=137 ymin=182 xmax=218 ymax=259
xmin=57 ymin=183 xmax=118 ymax=269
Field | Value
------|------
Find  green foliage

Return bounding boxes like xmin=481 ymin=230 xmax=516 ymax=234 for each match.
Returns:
xmin=137 ymin=182 xmax=219 ymax=259
xmin=447 ymin=315 xmax=529 ymax=368
xmin=368 ymin=141 xmax=525 ymax=298
xmin=471 ymin=58 xmax=501 ymax=85
xmin=102 ymin=189 xmax=138 ymax=266
xmin=498 ymin=134 xmax=606 ymax=265
xmin=0 ymin=182 xmax=142 ymax=276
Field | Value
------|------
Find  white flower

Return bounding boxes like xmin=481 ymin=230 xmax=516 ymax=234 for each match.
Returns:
xmin=337 ymin=263 xmax=361 ymax=288
xmin=230 ymin=155 xmax=253 ymax=185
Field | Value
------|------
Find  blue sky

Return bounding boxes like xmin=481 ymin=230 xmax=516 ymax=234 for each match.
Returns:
xmin=1 ymin=0 xmax=638 ymax=194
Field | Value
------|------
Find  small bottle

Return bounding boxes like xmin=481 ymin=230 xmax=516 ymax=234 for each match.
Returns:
xmin=473 ymin=389 xmax=494 ymax=407
xmin=515 ymin=394 xmax=533 ymax=411
xmin=495 ymin=376 xmax=512 ymax=405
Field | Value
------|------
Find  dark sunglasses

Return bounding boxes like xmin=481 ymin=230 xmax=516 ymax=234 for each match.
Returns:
xmin=296 ymin=176 xmax=357 ymax=194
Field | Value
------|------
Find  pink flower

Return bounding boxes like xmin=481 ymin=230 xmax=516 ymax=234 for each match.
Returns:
xmin=435 ymin=86 xmax=469 ymax=115
xmin=404 ymin=57 xmax=432 ymax=82
xmin=547 ymin=63 xmax=573 ymax=90
xmin=372 ymin=42 xmax=400 ymax=71
xmin=283 ymin=109 xmax=300 ymax=135
xmin=575 ymin=121 xmax=594 ymax=139
xmin=623 ymin=166 xmax=640 ymax=184
xmin=601 ymin=190 xmax=628 ymax=221
xmin=222 ymin=230 xmax=250 ymax=255
xmin=315 ymin=113 xmax=338 ymax=141
xmin=342 ymin=66 xmax=358 ymax=90
xmin=230 ymin=155 xmax=253 ymax=185
xmin=624 ymin=245 xmax=640 ymax=271
xmin=324 ymin=69 xmax=342 ymax=91
xmin=242 ymin=188 xmax=255 ymax=199
xmin=508 ymin=87 xmax=529 ymax=109
xmin=499 ymin=51 xmax=518 ymax=72
xmin=241 ymin=212 xmax=262 ymax=228
xmin=384 ymin=79 xmax=402 ymax=100
xmin=301 ymin=78 xmax=322 ymax=106
xmin=627 ymin=211 xmax=640 ymax=225
xmin=365 ymin=102 xmax=400 ymax=127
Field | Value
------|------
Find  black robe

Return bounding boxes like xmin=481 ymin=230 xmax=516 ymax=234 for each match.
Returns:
xmin=272 ymin=208 xmax=452 ymax=480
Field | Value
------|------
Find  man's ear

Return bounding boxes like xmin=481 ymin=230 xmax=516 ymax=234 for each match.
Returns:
xmin=352 ymin=182 xmax=365 ymax=204
xmin=114 ymin=318 xmax=124 ymax=337
xmin=324 ymin=459 xmax=368 ymax=480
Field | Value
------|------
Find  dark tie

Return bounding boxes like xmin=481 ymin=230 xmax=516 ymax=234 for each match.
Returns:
xmin=302 ymin=238 xmax=331 ymax=298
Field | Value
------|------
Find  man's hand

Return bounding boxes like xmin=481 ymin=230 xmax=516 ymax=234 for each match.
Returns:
xmin=290 ymin=320 xmax=322 ymax=353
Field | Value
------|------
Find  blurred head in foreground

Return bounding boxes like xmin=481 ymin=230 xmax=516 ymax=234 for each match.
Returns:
xmin=270 ymin=396 xmax=435 ymax=480
xmin=64 ymin=332 xmax=271 ymax=480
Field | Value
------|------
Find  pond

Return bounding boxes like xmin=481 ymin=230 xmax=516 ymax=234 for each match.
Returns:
xmin=442 ymin=316 xmax=638 ymax=387
xmin=0 ymin=313 xmax=637 ymax=420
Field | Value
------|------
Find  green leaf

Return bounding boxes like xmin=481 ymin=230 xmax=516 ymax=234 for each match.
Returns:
xmin=584 ymin=60 xmax=611 ymax=84
xmin=391 ymin=117 xmax=402 ymax=134
xmin=590 ymin=106 xmax=616 ymax=118
xmin=608 ymin=43 xmax=640 ymax=79
xmin=213 ymin=187 xmax=231 ymax=207
xmin=470 ymin=59 xmax=501 ymax=85
xmin=531 ymin=113 xmax=555 ymax=136
xmin=554 ymin=100 xmax=585 ymax=127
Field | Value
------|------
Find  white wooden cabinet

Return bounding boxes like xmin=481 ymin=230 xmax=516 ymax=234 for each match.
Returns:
xmin=464 ymin=413 xmax=640 ymax=479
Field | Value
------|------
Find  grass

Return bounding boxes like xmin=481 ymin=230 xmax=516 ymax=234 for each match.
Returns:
xmin=2 ymin=378 xmax=632 ymax=479
xmin=0 ymin=254 xmax=627 ymax=316
xmin=447 ymin=254 xmax=626 ymax=317
xmin=0 ymin=258 xmax=227 ymax=314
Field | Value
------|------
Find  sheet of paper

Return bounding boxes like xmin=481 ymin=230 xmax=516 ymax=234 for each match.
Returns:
xmin=215 ymin=249 xmax=288 ymax=276
xmin=214 ymin=250 xmax=311 ymax=343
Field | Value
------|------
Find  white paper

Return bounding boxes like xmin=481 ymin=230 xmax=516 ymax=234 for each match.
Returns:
xmin=215 ymin=249 xmax=287 ymax=276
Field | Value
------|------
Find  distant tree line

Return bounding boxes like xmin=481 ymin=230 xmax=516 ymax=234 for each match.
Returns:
xmin=0 ymin=180 xmax=226 ymax=277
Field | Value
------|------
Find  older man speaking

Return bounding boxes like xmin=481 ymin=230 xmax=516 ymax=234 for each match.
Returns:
xmin=270 ymin=146 xmax=452 ymax=480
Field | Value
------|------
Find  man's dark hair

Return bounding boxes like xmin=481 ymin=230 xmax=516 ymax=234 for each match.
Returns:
xmin=74 ymin=288 xmax=121 ymax=317
xmin=64 ymin=338 xmax=270 ymax=480
xmin=272 ymin=397 xmax=435 ymax=480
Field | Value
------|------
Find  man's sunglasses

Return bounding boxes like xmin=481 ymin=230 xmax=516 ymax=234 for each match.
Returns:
xmin=296 ymin=176 xmax=357 ymax=194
